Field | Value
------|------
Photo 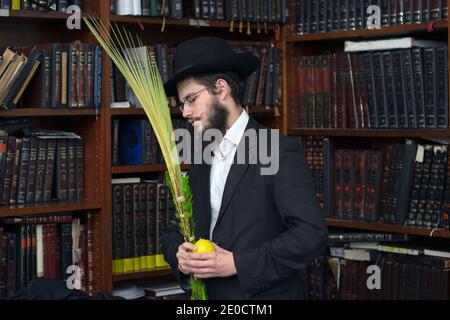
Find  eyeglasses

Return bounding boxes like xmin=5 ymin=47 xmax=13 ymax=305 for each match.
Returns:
xmin=178 ymin=88 xmax=208 ymax=113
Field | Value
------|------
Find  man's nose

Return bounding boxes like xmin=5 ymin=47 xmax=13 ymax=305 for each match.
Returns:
xmin=182 ymin=107 xmax=191 ymax=118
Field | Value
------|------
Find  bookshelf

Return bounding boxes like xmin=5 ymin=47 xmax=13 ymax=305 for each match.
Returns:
xmin=326 ymin=218 xmax=450 ymax=239
xmin=285 ymin=19 xmax=449 ymax=42
xmin=0 ymin=0 xmax=286 ymax=297
xmin=284 ymin=1 xmax=450 ymax=300
xmin=106 ymin=1 xmax=284 ymax=289
xmin=112 ymin=267 xmax=173 ymax=282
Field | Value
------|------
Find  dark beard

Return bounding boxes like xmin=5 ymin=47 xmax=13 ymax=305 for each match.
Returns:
xmin=204 ymin=97 xmax=230 ymax=134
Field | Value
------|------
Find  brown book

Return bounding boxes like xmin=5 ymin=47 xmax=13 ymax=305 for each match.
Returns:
xmin=67 ymin=139 xmax=76 ymax=202
xmin=25 ymin=137 xmax=39 ymax=204
xmin=313 ymin=55 xmax=323 ymax=128
xmin=75 ymin=139 xmax=84 ymax=201
xmin=23 ymin=44 xmax=53 ymax=108
xmin=43 ymin=139 xmax=56 ymax=203
xmin=68 ymin=42 xmax=79 ymax=108
xmin=353 ymin=150 xmax=367 ymax=221
xmin=2 ymin=137 xmax=16 ymax=207
xmin=85 ymin=45 xmax=94 ymax=108
xmin=51 ymin=43 xmax=62 ymax=109
xmin=60 ymin=46 xmax=68 ymax=108
xmin=55 ymin=139 xmax=68 ymax=202
xmin=9 ymin=138 xmax=22 ymax=206
xmin=76 ymin=43 xmax=86 ymax=108
xmin=17 ymin=137 xmax=31 ymax=206
xmin=321 ymin=54 xmax=331 ymax=129
xmin=297 ymin=56 xmax=307 ymax=128
xmin=34 ymin=139 xmax=47 ymax=203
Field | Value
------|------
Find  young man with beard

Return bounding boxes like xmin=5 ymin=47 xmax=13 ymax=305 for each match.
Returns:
xmin=161 ymin=37 xmax=328 ymax=299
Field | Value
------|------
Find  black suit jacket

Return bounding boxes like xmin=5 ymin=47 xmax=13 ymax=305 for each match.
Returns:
xmin=161 ymin=117 xmax=328 ymax=299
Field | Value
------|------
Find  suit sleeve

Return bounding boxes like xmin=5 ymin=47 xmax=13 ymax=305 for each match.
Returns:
xmin=160 ymin=219 xmax=191 ymax=291
xmin=160 ymin=168 xmax=192 ymax=291
xmin=233 ymin=137 xmax=328 ymax=295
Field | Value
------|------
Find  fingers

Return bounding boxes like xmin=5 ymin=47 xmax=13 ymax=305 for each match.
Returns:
xmin=180 ymin=242 xmax=197 ymax=252
xmin=176 ymin=242 xmax=197 ymax=261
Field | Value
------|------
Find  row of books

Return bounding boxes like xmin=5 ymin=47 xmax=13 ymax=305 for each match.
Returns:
xmin=112 ymin=118 xmax=190 ymax=166
xmin=112 ymin=178 xmax=174 ymax=274
xmin=0 ymin=47 xmax=41 ymax=109
xmin=308 ymin=240 xmax=450 ymax=300
xmin=293 ymin=0 xmax=449 ymax=36
xmin=0 ymin=212 xmax=96 ymax=299
xmin=303 ymin=136 xmax=450 ymax=229
xmin=0 ymin=42 xmax=103 ymax=110
xmin=0 ymin=129 xmax=85 ymax=208
xmin=112 ymin=0 xmax=289 ymax=25
xmin=295 ymin=45 xmax=448 ymax=129
xmin=111 ymin=41 xmax=281 ymax=110
xmin=113 ymin=279 xmax=187 ymax=300
xmin=0 ymin=0 xmax=83 ymax=11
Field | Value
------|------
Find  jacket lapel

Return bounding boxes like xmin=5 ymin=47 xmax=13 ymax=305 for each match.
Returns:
xmin=196 ymin=162 xmax=212 ymax=239
xmin=213 ymin=118 xmax=259 ymax=232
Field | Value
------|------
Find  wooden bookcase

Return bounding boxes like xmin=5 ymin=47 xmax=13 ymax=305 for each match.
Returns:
xmin=0 ymin=0 xmax=284 ymax=294
xmin=281 ymin=4 xmax=450 ymax=240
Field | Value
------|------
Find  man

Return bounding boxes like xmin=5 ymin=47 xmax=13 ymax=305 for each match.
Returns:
xmin=161 ymin=37 xmax=328 ymax=299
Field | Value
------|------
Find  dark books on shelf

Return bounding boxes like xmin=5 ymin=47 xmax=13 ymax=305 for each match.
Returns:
xmin=112 ymin=118 xmax=189 ymax=167
xmin=293 ymin=0 xmax=449 ymax=36
xmin=294 ymin=43 xmax=448 ymax=129
xmin=0 ymin=128 xmax=85 ymax=208
xmin=111 ymin=179 xmax=174 ymax=274
xmin=0 ymin=212 xmax=96 ymax=298
xmin=111 ymin=0 xmax=289 ymax=25
xmin=19 ymin=41 xmax=103 ymax=109
xmin=309 ymin=241 xmax=450 ymax=300
xmin=303 ymin=136 xmax=450 ymax=230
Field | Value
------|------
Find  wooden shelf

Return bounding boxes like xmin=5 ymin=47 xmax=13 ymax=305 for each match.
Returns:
xmin=288 ymin=128 xmax=450 ymax=138
xmin=326 ymin=218 xmax=450 ymax=238
xmin=0 ymin=200 xmax=103 ymax=218
xmin=286 ymin=20 xmax=449 ymax=42
xmin=113 ymin=267 xmax=173 ymax=282
xmin=110 ymin=15 xmax=275 ymax=31
xmin=112 ymin=164 xmax=190 ymax=174
xmin=110 ymin=107 xmax=182 ymax=117
xmin=0 ymin=108 xmax=101 ymax=117
xmin=0 ymin=9 xmax=99 ymax=22
xmin=111 ymin=106 xmax=277 ymax=117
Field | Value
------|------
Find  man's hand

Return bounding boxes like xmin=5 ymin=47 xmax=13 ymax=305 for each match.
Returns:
xmin=176 ymin=242 xmax=237 ymax=279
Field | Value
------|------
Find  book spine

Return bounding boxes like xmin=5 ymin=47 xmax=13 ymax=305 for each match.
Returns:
xmin=75 ymin=139 xmax=84 ymax=201
xmin=353 ymin=150 xmax=367 ymax=221
xmin=42 ymin=139 xmax=56 ymax=203
xmin=17 ymin=137 xmax=30 ymax=206
xmin=382 ymin=51 xmax=398 ymax=128
xmin=2 ymin=137 xmax=16 ymax=207
xmin=67 ymin=139 xmax=76 ymax=202
xmin=55 ymin=139 xmax=68 ymax=202
xmin=424 ymin=47 xmax=437 ymax=129
xmin=436 ymin=47 xmax=448 ymax=129
xmin=0 ymin=131 xmax=6 ymax=208
xmin=112 ymin=185 xmax=124 ymax=273
xmin=412 ymin=48 xmax=426 ymax=128
xmin=391 ymin=50 xmax=408 ymax=128
xmin=9 ymin=138 xmax=22 ymax=206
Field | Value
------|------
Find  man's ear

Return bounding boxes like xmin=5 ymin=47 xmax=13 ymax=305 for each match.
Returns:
xmin=215 ymin=79 xmax=229 ymax=100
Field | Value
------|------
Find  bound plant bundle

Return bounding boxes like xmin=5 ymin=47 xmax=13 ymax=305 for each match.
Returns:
xmin=83 ymin=17 xmax=207 ymax=300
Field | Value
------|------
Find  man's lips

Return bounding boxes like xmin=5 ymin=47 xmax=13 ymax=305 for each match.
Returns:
xmin=189 ymin=118 xmax=200 ymax=125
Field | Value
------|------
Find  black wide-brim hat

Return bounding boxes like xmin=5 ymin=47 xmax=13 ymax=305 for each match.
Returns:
xmin=164 ymin=37 xmax=261 ymax=97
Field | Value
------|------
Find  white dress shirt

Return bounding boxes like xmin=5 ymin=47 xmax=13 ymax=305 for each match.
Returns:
xmin=209 ymin=109 xmax=249 ymax=240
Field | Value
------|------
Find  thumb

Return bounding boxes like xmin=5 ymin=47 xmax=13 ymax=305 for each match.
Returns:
xmin=213 ymin=243 xmax=226 ymax=253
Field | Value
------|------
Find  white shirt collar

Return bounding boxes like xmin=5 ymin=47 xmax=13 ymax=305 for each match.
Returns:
xmin=223 ymin=108 xmax=249 ymax=147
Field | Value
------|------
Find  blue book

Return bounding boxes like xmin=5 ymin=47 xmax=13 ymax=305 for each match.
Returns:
xmin=119 ymin=119 xmax=145 ymax=166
